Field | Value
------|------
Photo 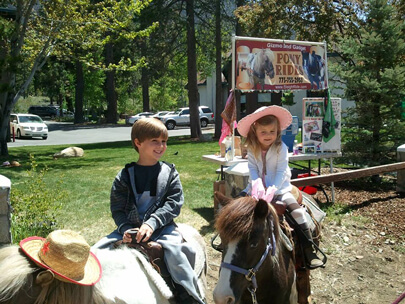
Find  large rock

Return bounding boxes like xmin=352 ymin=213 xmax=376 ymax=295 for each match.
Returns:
xmin=53 ymin=147 xmax=84 ymax=159
xmin=0 ymin=175 xmax=11 ymax=245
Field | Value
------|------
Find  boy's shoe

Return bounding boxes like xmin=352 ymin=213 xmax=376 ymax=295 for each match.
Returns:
xmin=173 ymin=281 xmax=202 ymax=304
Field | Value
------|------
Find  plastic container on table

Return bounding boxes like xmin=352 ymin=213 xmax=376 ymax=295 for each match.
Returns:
xmin=282 ymin=116 xmax=299 ymax=152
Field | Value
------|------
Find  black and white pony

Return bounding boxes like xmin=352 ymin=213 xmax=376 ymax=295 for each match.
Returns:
xmin=0 ymin=224 xmax=207 ymax=304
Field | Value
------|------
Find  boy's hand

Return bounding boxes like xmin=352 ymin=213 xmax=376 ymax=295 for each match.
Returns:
xmin=122 ymin=229 xmax=135 ymax=243
xmin=135 ymin=224 xmax=154 ymax=243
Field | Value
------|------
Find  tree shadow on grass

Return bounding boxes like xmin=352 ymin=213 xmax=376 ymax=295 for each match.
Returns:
xmin=192 ymin=207 xmax=216 ymax=236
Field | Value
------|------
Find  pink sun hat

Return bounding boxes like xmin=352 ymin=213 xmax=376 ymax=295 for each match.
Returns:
xmin=237 ymin=106 xmax=293 ymax=137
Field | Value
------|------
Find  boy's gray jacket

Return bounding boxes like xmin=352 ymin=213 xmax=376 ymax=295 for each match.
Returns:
xmin=110 ymin=161 xmax=184 ymax=235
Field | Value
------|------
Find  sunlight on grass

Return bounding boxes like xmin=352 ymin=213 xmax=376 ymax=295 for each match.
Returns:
xmin=3 ymin=139 xmax=220 ymax=244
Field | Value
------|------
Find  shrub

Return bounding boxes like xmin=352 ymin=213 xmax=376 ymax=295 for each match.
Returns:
xmin=10 ymin=154 xmax=66 ymax=243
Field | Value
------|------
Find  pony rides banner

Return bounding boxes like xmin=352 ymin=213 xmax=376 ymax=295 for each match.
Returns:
xmin=234 ymin=36 xmax=328 ymax=91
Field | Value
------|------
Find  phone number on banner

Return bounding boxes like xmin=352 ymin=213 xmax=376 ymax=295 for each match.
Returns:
xmin=278 ymin=76 xmax=304 ymax=84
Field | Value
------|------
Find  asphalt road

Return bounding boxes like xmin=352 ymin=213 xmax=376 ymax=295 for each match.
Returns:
xmin=8 ymin=121 xmax=215 ymax=148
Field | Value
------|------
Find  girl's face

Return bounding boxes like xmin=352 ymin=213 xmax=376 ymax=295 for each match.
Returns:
xmin=255 ymin=122 xmax=278 ymax=150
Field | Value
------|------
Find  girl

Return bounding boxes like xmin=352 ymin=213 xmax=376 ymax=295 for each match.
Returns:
xmin=237 ymin=105 xmax=323 ymax=268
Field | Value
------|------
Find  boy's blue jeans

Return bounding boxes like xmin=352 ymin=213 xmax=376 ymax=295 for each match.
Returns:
xmin=92 ymin=224 xmax=204 ymax=304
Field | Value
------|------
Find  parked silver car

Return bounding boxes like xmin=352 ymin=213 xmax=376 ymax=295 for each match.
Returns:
xmin=151 ymin=111 xmax=170 ymax=119
xmin=126 ymin=112 xmax=155 ymax=125
xmin=158 ymin=106 xmax=214 ymax=130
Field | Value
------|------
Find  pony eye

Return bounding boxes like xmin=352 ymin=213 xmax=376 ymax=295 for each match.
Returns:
xmin=250 ymin=242 xmax=258 ymax=248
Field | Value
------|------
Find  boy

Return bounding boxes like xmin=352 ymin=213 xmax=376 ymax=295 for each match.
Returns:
xmin=93 ymin=118 xmax=204 ymax=304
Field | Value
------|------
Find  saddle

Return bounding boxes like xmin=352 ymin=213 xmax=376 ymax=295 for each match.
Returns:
xmin=272 ymin=185 xmax=326 ymax=230
xmin=114 ymin=229 xmax=167 ymax=276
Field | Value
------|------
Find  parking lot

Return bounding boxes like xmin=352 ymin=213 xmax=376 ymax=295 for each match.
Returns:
xmin=8 ymin=121 xmax=215 ymax=147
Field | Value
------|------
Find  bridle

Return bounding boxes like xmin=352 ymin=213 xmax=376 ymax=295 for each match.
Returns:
xmin=219 ymin=219 xmax=277 ymax=304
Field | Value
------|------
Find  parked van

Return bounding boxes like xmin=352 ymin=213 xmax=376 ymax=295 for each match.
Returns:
xmin=10 ymin=113 xmax=48 ymax=139
xmin=28 ymin=105 xmax=60 ymax=118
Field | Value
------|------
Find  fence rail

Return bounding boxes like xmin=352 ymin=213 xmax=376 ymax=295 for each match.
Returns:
xmin=291 ymin=162 xmax=405 ymax=188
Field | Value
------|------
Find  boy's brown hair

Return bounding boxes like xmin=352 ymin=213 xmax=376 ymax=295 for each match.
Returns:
xmin=131 ymin=118 xmax=169 ymax=152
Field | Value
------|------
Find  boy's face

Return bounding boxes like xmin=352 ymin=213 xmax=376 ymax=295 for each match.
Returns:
xmin=134 ymin=135 xmax=167 ymax=165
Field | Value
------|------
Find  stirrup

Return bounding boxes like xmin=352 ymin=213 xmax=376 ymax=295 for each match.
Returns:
xmin=302 ymin=239 xmax=327 ymax=269
xmin=284 ymin=211 xmax=328 ymax=269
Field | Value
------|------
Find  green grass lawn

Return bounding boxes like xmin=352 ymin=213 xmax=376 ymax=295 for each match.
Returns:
xmin=1 ymin=138 xmax=222 ymax=245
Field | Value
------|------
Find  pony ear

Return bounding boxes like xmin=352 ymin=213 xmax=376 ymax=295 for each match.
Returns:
xmin=254 ymin=199 xmax=269 ymax=219
xmin=214 ymin=191 xmax=232 ymax=207
xmin=35 ymin=270 xmax=55 ymax=287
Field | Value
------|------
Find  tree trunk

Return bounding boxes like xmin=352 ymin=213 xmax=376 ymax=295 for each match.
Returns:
xmin=186 ymin=0 xmax=201 ymax=139
xmin=214 ymin=0 xmax=223 ymax=140
xmin=246 ymin=91 xmax=258 ymax=115
xmin=0 ymin=95 xmax=12 ymax=156
xmin=0 ymin=27 xmax=12 ymax=155
xmin=105 ymin=40 xmax=117 ymax=124
xmin=74 ymin=60 xmax=85 ymax=124
xmin=141 ymin=38 xmax=150 ymax=112
xmin=58 ymin=93 xmax=63 ymax=117
xmin=141 ymin=66 xmax=150 ymax=112
xmin=271 ymin=91 xmax=282 ymax=105
xmin=236 ymin=0 xmax=245 ymax=36
xmin=372 ymin=103 xmax=381 ymax=163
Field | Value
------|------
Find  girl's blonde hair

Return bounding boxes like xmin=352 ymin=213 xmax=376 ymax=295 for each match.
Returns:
xmin=245 ymin=115 xmax=282 ymax=158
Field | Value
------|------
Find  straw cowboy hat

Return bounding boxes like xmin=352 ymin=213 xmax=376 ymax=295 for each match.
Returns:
xmin=20 ymin=229 xmax=102 ymax=286
xmin=237 ymin=105 xmax=293 ymax=137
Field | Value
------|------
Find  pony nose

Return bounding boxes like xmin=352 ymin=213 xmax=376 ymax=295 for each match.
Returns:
xmin=213 ymin=293 xmax=235 ymax=304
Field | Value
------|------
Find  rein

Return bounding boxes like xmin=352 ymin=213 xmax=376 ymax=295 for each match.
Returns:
xmin=220 ymin=220 xmax=277 ymax=304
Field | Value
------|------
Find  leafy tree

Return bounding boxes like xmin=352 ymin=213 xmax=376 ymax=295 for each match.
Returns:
xmin=333 ymin=0 xmax=405 ymax=165
xmin=234 ymin=0 xmax=365 ymax=43
xmin=0 ymin=1 xmax=152 ymax=155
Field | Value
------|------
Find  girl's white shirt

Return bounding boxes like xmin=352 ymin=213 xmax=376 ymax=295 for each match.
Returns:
xmin=244 ymin=142 xmax=292 ymax=196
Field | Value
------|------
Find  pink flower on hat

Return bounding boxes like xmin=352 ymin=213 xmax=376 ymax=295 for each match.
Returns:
xmin=41 ymin=241 xmax=50 ymax=255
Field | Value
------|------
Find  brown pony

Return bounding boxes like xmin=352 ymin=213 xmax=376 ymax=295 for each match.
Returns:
xmin=213 ymin=192 xmax=297 ymax=304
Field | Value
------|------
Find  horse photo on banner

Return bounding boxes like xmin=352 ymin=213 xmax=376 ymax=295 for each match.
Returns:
xmin=234 ymin=36 xmax=328 ymax=92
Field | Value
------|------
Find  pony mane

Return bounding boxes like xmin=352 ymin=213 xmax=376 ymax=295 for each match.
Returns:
xmin=215 ymin=196 xmax=280 ymax=245
xmin=0 ymin=245 xmax=35 ymax=302
xmin=253 ymin=49 xmax=275 ymax=70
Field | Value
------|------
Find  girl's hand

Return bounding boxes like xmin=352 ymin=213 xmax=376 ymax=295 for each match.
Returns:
xmin=135 ymin=224 xmax=154 ymax=243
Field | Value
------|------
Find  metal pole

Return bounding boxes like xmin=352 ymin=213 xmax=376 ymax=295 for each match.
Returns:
xmin=330 ymin=158 xmax=335 ymax=203
xmin=231 ymin=36 xmax=236 ymax=160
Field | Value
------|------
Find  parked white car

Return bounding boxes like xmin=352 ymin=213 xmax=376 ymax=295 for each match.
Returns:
xmin=9 ymin=113 xmax=48 ymax=139
xmin=126 ymin=112 xmax=155 ymax=125
xmin=151 ymin=111 xmax=170 ymax=119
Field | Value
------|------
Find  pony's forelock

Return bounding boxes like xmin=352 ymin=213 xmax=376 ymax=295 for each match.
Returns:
xmin=215 ymin=197 xmax=280 ymax=246
xmin=215 ymin=196 xmax=258 ymax=243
